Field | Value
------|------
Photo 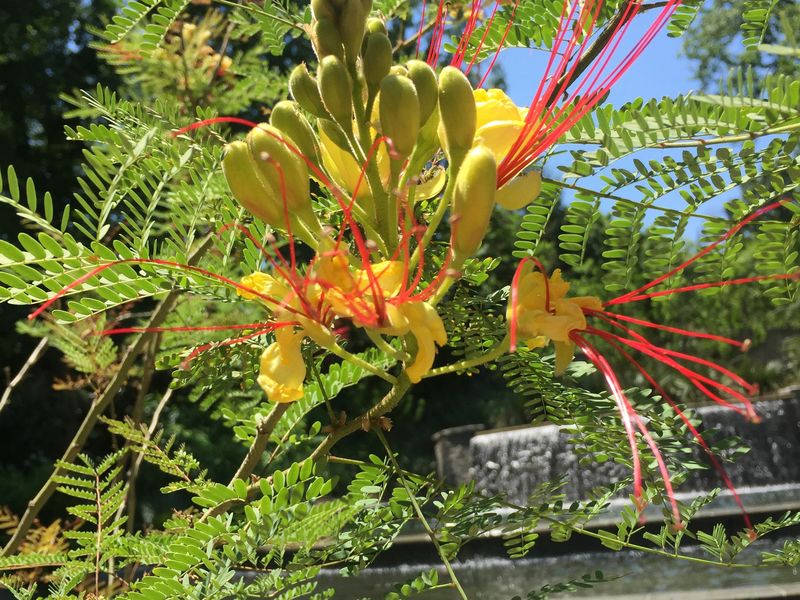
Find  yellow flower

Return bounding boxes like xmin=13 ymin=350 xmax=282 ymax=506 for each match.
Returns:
xmin=472 ymin=88 xmax=541 ymax=210
xmin=237 ymin=272 xmax=291 ymax=303
xmin=509 ymin=266 xmax=601 ymax=375
xmin=257 ymin=327 xmax=306 ymax=403
xmin=239 ymin=253 xmax=447 ymax=391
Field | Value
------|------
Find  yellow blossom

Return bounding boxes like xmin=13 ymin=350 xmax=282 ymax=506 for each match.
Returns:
xmin=257 ymin=328 xmax=306 ymax=403
xmin=472 ymin=88 xmax=541 ymax=210
xmin=509 ymin=266 xmax=601 ymax=375
xmin=319 ymin=124 xmax=390 ymax=199
xmin=378 ymin=300 xmax=447 ymax=383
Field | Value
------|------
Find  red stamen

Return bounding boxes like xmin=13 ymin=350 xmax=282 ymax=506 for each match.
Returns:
xmin=598 ymin=334 xmax=753 ymax=529
xmin=609 ymin=200 xmax=791 ymax=306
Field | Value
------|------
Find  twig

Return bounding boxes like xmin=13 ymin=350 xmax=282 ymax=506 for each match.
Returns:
xmin=2 ymin=233 xmax=214 ymax=556
xmin=375 ymin=429 xmax=469 ymax=600
xmin=0 ymin=337 xmax=49 ymax=415
xmin=545 ymin=0 xmax=637 ymax=107
xmin=230 ymin=402 xmax=290 ymax=483
xmin=119 ymin=387 xmax=175 ymax=532
xmin=309 ymin=375 xmax=412 ymax=462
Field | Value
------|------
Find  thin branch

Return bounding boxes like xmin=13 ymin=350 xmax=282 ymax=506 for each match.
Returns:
xmin=2 ymin=233 xmax=214 ymax=556
xmin=0 ymin=337 xmax=49 ymax=415
xmin=375 ymin=429 xmax=468 ymax=600
xmin=230 ymin=402 xmax=290 ymax=483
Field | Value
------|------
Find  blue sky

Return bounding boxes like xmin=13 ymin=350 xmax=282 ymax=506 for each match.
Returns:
xmin=492 ymin=10 xmax=736 ymax=237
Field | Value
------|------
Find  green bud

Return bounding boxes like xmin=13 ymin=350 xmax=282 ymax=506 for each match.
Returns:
xmin=314 ymin=17 xmax=344 ymax=60
xmin=389 ymin=65 xmax=408 ymax=76
xmin=311 ymin=0 xmax=335 ymax=20
xmin=318 ymin=55 xmax=353 ymax=127
xmin=363 ymin=32 xmax=392 ymax=90
xmin=289 ymin=64 xmax=327 ymax=118
xmin=270 ymin=100 xmax=321 ymax=166
xmin=379 ymin=74 xmax=420 ymax=159
xmin=438 ymin=66 xmax=476 ymax=166
xmin=318 ymin=118 xmax=350 ymax=151
xmin=366 ymin=17 xmax=387 ymax=35
xmin=406 ymin=59 xmax=438 ymax=127
xmin=339 ymin=0 xmax=368 ymax=63
xmin=222 ymin=141 xmax=281 ymax=226
xmin=246 ymin=124 xmax=312 ymax=222
xmin=451 ymin=146 xmax=496 ymax=261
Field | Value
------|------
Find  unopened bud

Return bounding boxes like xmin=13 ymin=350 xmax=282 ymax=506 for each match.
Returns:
xmin=366 ymin=17 xmax=387 ymax=35
xmin=314 ymin=17 xmax=345 ymax=60
xmin=289 ymin=64 xmax=327 ymax=118
xmin=379 ymin=74 xmax=420 ymax=159
xmin=451 ymin=146 xmax=497 ymax=261
xmin=270 ymin=100 xmax=321 ymax=166
xmin=406 ymin=60 xmax=438 ymax=127
xmin=222 ymin=141 xmax=282 ymax=226
xmin=311 ymin=0 xmax=335 ymax=20
xmin=389 ymin=65 xmax=408 ymax=77
xmin=318 ymin=55 xmax=353 ymax=127
xmin=246 ymin=124 xmax=313 ymax=222
xmin=339 ymin=0 xmax=368 ymax=63
xmin=438 ymin=66 xmax=476 ymax=166
xmin=363 ymin=32 xmax=392 ymax=90
xmin=318 ymin=118 xmax=351 ymax=151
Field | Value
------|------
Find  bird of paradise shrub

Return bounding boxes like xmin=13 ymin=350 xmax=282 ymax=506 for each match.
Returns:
xmin=29 ymin=0 xmax=800 ymax=532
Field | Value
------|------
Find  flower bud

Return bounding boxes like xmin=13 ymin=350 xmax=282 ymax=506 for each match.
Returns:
xmin=406 ymin=59 xmax=438 ymax=127
xmin=389 ymin=65 xmax=408 ymax=77
xmin=318 ymin=118 xmax=351 ymax=151
xmin=318 ymin=55 xmax=353 ymax=127
xmin=438 ymin=66 xmax=476 ymax=166
xmin=314 ymin=17 xmax=345 ymax=60
xmin=451 ymin=146 xmax=497 ymax=261
xmin=339 ymin=0 xmax=368 ymax=63
xmin=246 ymin=124 xmax=313 ymax=223
xmin=379 ymin=75 xmax=420 ymax=158
xmin=311 ymin=0 xmax=336 ymax=20
xmin=366 ymin=17 xmax=387 ymax=35
xmin=289 ymin=64 xmax=327 ymax=118
xmin=270 ymin=100 xmax=322 ymax=166
xmin=222 ymin=140 xmax=282 ymax=226
xmin=363 ymin=32 xmax=392 ymax=90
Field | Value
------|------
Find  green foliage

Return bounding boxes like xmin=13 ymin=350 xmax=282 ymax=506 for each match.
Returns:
xmin=0 ymin=2 xmax=799 ymax=599
xmin=741 ymin=0 xmax=780 ymax=49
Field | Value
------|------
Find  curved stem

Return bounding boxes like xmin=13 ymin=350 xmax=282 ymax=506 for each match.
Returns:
xmin=424 ymin=336 xmax=510 ymax=378
xmin=230 ymin=402 xmax=290 ymax=484
xmin=365 ymin=329 xmax=410 ymax=361
xmin=328 ymin=341 xmax=397 ymax=384
xmin=309 ymin=375 xmax=412 ymax=462
xmin=375 ymin=429 xmax=469 ymax=600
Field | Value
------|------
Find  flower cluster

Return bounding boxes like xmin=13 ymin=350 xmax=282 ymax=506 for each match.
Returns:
xmin=34 ymin=0 xmax=800 ymax=531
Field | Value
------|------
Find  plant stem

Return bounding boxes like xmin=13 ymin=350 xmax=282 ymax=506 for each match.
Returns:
xmin=375 ymin=429 xmax=469 ymax=600
xmin=328 ymin=341 xmax=397 ymax=384
xmin=365 ymin=329 xmax=410 ymax=361
xmin=230 ymin=402 xmax=290 ymax=483
xmin=424 ymin=336 xmax=510 ymax=378
xmin=1 ymin=233 xmax=215 ymax=556
xmin=308 ymin=375 xmax=412 ymax=462
xmin=0 ymin=336 xmax=49 ymax=415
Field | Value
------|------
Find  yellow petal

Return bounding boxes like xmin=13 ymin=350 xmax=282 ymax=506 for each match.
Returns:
xmin=414 ymin=166 xmax=446 ymax=201
xmin=554 ymin=340 xmax=575 ymax=376
xmin=257 ymin=328 xmax=306 ymax=403
xmin=398 ymin=301 xmax=447 ymax=382
xmin=238 ymin=272 xmax=290 ymax=302
xmin=474 ymin=120 xmax=526 ymax=163
xmin=474 ymin=88 xmax=526 ymax=130
xmin=496 ymin=171 xmax=542 ymax=211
